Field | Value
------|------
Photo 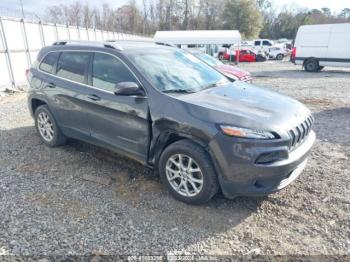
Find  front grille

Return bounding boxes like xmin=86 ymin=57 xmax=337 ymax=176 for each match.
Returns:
xmin=288 ymin=115 xmax=314 ymax=149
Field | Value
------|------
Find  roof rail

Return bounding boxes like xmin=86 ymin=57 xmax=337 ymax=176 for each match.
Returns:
xmin=155 ymin=42 xmax=177 ymax=48
xmin=105 ymin=39 xmax=153 ymax=43
xmin=51 ymin=40 xmax=122 ymax=50
xmin=53 ymin=41 xmax=67 ymax=45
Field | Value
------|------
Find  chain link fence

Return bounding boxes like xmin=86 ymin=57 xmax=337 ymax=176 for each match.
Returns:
xmin=0 ymin=16 xmax=152 ymax=91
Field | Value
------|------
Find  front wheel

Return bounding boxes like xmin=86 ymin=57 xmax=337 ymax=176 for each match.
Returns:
xmin=159 ymin=140 xmax=218 ymax=204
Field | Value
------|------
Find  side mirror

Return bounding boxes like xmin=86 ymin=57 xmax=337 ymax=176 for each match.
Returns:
xmin=114 ymin=82 xmax=145 ymax=97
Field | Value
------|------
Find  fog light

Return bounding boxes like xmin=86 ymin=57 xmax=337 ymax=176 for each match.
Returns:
xmin=255 ymin=151 xmax=287 ymax=164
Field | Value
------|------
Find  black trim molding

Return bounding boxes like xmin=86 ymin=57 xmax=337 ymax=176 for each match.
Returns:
xmin=295 ymin=57 xmax=350 ymax=63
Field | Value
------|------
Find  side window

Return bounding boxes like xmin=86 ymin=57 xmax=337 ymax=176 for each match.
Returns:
xmin=56 ymin=52 xmax=90 ymax=84
xmin=254 ymin=41 xmax=260 ymax=46
xmin=39 ymin=52 xmax=59 ymax=74
xmin=92 ymin=53 xmax=136 ymax=92
xmin=263 ymin=40 xmax=272 ymax=46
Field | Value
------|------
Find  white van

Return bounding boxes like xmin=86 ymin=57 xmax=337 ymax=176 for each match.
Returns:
xmin=292 ymin=23 xmax=350 ymax=72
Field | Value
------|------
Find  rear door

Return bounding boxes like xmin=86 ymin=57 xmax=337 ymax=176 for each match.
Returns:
xmin=84 ymin=52 xmax=150 ymax=162
xmin=40 ymin=51 xmax=93 ymax=139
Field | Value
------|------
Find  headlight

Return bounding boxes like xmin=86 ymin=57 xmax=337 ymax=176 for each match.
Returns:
xmin=219 ymin=125 xmax=277 ymax=139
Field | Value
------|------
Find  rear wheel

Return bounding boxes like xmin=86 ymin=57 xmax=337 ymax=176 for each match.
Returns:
xmin=304 ymin=59 xmax=319 ymax=72
xmin=35 ymin=105 xmax=66 ymax=147
xmin=159 ymin=140 xmax=218 ymax=204
xmin=218 ymin=53 xmax=224 ymax=60
xmin=276 ymin=54 xmax=284 ymax=60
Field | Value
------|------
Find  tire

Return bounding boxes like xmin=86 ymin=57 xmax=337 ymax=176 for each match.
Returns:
xmin=304 ymin=59 xmax=319 ymax=72
xmin=159 ymin=140 xmax=218 ymax=205
xmin=276 ymin=54 xmax=284 ymax=60
xmin=35 ymin=105 xmax=66 ymax=147
xmin=218 ymin=53 xmax=224 ymax=60
xmin=256 ymin=55 xmax=267 ymax=62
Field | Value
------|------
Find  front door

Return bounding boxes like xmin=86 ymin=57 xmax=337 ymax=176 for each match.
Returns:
xmin=83 ymin=52 xmax=150 ymax=162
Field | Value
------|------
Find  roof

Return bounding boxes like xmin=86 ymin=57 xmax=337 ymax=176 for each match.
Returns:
xmin=51 ymin=40 xmax=157 ymax=51
xmin=154 ymin=30 xmax=241 ymax=45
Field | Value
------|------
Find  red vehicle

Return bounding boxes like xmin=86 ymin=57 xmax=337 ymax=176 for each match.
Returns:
xmin=290 ymin=47 xmax=296 ymax=63
xmin=219 ymin=48 xmax=267 ymax=63
xmin=237 ymin=49 xmax=257 ymax=62
xmin=190 ymin=50 xmax=252 ymax=82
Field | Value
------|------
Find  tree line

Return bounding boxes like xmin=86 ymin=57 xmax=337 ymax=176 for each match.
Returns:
xmin=46 ymin=0 xmax=350 ymax=40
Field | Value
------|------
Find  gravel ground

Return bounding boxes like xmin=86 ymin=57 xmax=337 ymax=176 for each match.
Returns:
xmin=0 ymin=60 xmax=349 ymax=257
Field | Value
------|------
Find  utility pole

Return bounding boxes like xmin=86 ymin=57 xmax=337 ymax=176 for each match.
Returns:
xmin=19 ymin=0 xmax=25 ymax=18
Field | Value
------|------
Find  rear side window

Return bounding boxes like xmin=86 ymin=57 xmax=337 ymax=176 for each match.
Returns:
xmin=39 ymin=52 xmax=59 ymax=73
xmin=254 ymin=41 xmax=260 ymax=46
xmin=92 ymin=53 xmax=136 ymax=92
xmin=56 ymin=52 xmax=90 ymax=84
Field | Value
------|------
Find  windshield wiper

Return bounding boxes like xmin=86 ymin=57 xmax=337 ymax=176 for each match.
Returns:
xmin=202 ymin=80 xmax=228 ymax=90
xmin=163 ymin=89 xmax=195 ymax=93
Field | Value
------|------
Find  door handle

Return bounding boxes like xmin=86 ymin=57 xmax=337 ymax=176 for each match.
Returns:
xmin=45 ymin=83 xmax=55 ymax=88
xmin=87 ymin=94 xmax=101 ymax=101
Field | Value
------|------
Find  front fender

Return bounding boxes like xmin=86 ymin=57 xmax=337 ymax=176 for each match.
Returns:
xmin=149 ymin=117 xmax=217 ymax=166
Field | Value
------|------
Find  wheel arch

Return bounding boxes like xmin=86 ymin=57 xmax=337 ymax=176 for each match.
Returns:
xmin=302 ymin=57 xmax=319 ymax=67
xmin=151 ymin=130 xmax=209 ymax=169
xmin=30 ymin=97 xmax=48 ymax=114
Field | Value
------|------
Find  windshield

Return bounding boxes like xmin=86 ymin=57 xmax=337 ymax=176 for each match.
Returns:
xmin=191 ymin=52 xmax=223 ymax=67
xmin=127 ymin=48 xmax=229 ymax=93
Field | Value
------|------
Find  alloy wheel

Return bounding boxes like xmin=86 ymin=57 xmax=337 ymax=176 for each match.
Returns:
xmin=165 ymin=154 xmax=203 ymax=197
xmin=37 ymin=112 xmax=54 ymax=142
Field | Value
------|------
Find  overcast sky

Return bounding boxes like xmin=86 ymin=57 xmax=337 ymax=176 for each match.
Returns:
xmin=0 ymin=0 xmax=349 ymax=17
xmin=273 ymin=0 xmax=349 ymax=13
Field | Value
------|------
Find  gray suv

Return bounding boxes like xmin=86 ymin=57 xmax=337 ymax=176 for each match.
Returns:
xmin=27 ymin=40 xmax=316 ymax=204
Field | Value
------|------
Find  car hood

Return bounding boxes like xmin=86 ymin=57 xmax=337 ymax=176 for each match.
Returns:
xmin=215 ymin=64 xmax=250 ymax=78
xmin=177 ymin=81 xmax=311 ymax=132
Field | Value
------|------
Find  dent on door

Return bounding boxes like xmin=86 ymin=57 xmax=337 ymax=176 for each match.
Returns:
xmin=86 ymin=91 xmax=150 ymax=162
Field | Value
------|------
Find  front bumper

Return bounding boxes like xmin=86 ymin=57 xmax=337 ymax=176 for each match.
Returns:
xmin=209 ymin=130 xmax=316 ymax=198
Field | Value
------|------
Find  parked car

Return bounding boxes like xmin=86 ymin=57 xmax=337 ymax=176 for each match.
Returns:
xmin=189 ymin=50 xmax=252 ymax=82
xmin=217 ymin=45 xmax=232 ymax=60
xmin=292 ymin=23 xmax=350 ymax=72
xmin=27 ymin=40 xmax=315 ymax=204
xmin=218 ymin=48 xmax=266 ymax=62
xmin=268 ymin=47 xmax=288 ymax=60
xmin=237 ymin=49 xmax=267 ymax=62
